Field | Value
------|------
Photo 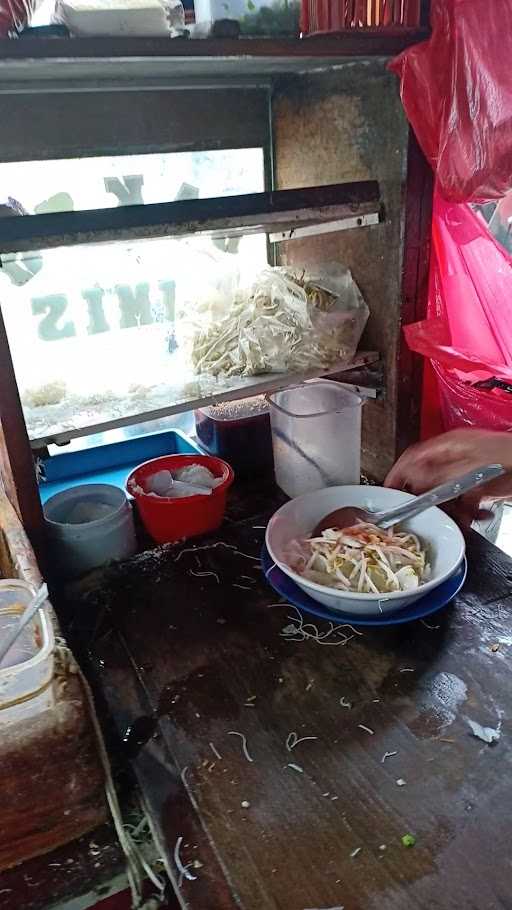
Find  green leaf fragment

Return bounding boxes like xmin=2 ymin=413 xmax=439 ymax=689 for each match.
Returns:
xmin=401 ymin=834 xmax=416 ymax=847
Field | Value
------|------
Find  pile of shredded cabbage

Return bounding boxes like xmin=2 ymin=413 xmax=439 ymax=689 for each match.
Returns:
xmin=187 ymin=266 xmax=368 ymax=378
xmin=296 ymin=523 xmax=430 ymax=594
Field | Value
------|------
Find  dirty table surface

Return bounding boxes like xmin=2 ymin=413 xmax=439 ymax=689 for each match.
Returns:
xmin=69 ymin=484 xmax=512 ymax=910
xmin=0 ymin=822 xmax=126 ymax=910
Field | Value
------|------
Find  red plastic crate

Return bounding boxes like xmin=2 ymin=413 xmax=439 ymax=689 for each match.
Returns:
xmin=301 ymin=0 xmax=421 ymax=33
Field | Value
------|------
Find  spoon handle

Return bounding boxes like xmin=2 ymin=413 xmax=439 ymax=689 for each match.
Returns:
xmin=376 ymin=464 xmax=506 ymax=530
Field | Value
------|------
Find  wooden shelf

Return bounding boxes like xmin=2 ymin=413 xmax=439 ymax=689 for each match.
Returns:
xmin=0 ymin=182 xmax=382 ymax=253
xmin=0 ymin=34 xmax=429 ymax=92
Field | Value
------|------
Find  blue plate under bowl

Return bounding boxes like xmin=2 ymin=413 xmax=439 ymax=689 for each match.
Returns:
xmin=261 ymin=544 xmax=467 ymax=627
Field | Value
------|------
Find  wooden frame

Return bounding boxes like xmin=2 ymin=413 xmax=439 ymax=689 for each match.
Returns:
xmin=0 ymin=181 xmax=381 ymax=252
xmin=0 ymin=35 xmax=430 ymax=69
xmin=0 ymin=306 xmax=46 ymax=564
xmin=0 ymin=490 xmax=107 ymax=872
xmin=396 ymin=131 xmax=434 ymax=456
xmin=0 ymin=36 xmax=433 ymax=561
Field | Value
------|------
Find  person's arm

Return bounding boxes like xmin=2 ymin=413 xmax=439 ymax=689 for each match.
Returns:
xmin=384 ymin=429 xmax=512 ymax=526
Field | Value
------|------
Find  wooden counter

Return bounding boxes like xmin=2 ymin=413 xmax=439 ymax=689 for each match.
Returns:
xmin=0 ymin=491 xmax=118 ymax=905
xmin=63 ymin=481 xmax=512 ymax=910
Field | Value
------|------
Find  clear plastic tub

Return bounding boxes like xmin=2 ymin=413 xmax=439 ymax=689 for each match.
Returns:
xmin=268 ymin=380 xmax=362 ymax=498
xmin=0 ymin=580 xmax=55 ymax=724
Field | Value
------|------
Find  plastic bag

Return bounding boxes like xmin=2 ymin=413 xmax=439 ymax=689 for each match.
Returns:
xmin=405 ymin=191 xmax=512 ymax=431
xmin=180 ymin=262 xmax=368 ymax=379
xmin=0 ymin=0 xmax=41 ymax=34
xmin=389 ymin=0 xmax=512 ymax=202
xmin=55 ymin=0 xmax=185 ymax=36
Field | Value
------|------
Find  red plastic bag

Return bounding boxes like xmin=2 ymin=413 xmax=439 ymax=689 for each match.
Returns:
xmin=0 ymin=0 xmax=41 ymax=35
xmin=406 ymin=191 xmax=512 ymax=431
xmin=389 ymin=0 xmax=512 ymax=202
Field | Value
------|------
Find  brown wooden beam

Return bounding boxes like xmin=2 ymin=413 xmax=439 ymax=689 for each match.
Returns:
xmin=396 ymin=129 xmax=433 ymax=455
xmin=0 ymin=33 xmax=431 ymax=64
xmin=0 ymin=305 xmax=46 ymax=566
xmin=0 ymin=181 xmax=381 ymax=253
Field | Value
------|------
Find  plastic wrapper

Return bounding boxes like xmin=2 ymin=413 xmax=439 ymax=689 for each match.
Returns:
xmin=389 ymin=0 xmax=512 ymax=202
xmin=0 ymin=0 xmax=42 ymax=35
xmin=405 ymin=191 xmax=512 ymax=431
xmin=54 ymin=0 xmax=185 ymax=36
xmin=179 ymin=262 xmax=369 ymax=379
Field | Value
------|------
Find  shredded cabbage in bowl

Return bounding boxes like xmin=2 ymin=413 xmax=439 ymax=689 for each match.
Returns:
xmin=294 ymin=523 xmax=430 ymax=595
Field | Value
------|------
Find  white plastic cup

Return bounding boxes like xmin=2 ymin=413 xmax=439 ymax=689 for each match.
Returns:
xmin=44 ymin=484 xmax=137 ymax=578
xmin=268 ymin=380 xmax=362 ymax=498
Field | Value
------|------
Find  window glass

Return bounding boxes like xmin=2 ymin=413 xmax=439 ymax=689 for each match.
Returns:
xmin=0 ymin=148 xmax=264 ymax=215
xmin=0 ymin=148 xmax=267 ymax=444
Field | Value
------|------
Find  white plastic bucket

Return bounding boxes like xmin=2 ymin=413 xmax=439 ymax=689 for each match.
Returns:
xmin=44 ymin=483 xmax=137 ymax=578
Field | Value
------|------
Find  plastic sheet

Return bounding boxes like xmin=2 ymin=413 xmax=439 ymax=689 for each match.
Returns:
xmin=0 ymin=0 xmax=41 ymax=35
xmin=389 ymin=0 xmax=512 ymax=202
xmin=55 ymin=0 xmax=185 ymax=37
xmin=406 ymin=191 xmax=512 ymax=431
xmin=180 ymin=262 xmax=369 ymax=379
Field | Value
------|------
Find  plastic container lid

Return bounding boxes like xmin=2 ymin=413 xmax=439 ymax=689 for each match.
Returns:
xmin=199 ymin=395 xmax=269 ymax=423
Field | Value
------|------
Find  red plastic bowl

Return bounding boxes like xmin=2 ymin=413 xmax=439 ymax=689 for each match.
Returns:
xmin=127 ymin=454 xmax=234 ymax=544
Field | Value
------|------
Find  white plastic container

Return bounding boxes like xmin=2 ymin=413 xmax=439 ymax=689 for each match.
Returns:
xmin=268 ymin=380 xmax=362 ymax=498
xmin=0 ymin=580 xmax=55 ymax=723
xmin=44 ymin=483 xmax=137 ymax=579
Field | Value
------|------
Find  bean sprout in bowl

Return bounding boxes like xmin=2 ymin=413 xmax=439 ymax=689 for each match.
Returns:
xmin=266 ymin=486 xmax=465 ymax=616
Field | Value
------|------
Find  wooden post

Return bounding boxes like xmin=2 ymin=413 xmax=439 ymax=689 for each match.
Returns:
xmin=397 ymin=129 xmax=434 ymax=456
xmin=0 ymin=304 xmax=46 ymax=569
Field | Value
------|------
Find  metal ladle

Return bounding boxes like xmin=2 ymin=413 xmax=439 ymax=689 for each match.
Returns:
xmin=312 ymin=464 xmax=505 ymax=537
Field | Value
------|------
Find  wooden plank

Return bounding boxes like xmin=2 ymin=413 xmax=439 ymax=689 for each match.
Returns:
xmin=0 ymin=182 xmax=381 ymax=253
xmin=397 ymin=130 xmax=433 ymax=456
xmin=0 ymin=34 xmax=431 ymax=68
xmin=0 ymin=420 xmax=19 ymax=515
xmin=71 ymin=488 xmax=512 ymax=910
xmin=0 ymin=306 xmax=46 ymax=560
xmin=0 ymin=668 xmax=107 ymax=873
xmin=0 ymin=489 xmax=39 ymax=587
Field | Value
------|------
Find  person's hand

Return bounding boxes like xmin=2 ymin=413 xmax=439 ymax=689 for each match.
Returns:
xmin=384 ymin=429 xmax=512 ymax=528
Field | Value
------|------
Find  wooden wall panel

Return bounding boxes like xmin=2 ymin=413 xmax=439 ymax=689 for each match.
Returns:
xmin=0 ymin=89 xmax=269 ymax=162
xmin=273 ymin=62 xmax=414 ymax=481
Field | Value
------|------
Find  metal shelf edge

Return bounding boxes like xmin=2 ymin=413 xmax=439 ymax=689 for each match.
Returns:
xmin=28 ymin=352 xmax=381 ymax=450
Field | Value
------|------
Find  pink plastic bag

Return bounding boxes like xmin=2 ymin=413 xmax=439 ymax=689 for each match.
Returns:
xmin=405 ymin=192 xmax=512 ymax=431
xmin=0 ymin=0 xmax=42 ymax=35
xmin=389 ymin=0 xmax=512 ymax=202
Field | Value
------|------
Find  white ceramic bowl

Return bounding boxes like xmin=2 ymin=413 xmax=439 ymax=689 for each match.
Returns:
xmin=266 ymin=485 xmax=466 ymax=616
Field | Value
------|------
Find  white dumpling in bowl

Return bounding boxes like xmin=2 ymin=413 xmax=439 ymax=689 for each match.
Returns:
xmin=175 ymin=464 xmax=223 ymax=489
xmin=395 ymin=565 xmax=420 ymax=591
